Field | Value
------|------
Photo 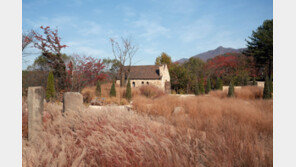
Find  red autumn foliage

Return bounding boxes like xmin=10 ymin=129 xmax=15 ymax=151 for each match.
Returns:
xmin=206 ymin=54 xmax=238 ymax=77
xmin=205 ymin=53 xmax=256 ymax=78
xmin=32 ymin=26 xmax=67 ymax=54
xmin=66 ymin=55 xmax=107 ymax=91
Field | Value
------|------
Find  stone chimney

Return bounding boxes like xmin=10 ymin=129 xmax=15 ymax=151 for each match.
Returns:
xmin=159 ymin=64 xmax=167 ymax=77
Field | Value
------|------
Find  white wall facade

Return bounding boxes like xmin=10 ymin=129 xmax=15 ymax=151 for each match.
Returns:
xmin=116 ymin=64 xmax=170 ymax=91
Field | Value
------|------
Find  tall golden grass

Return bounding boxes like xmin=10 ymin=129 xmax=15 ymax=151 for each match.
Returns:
xmin=81 ymin=82 xmax=140 ymax=105
xmin=132 ymin=86 xmax=273 ymax=166
xmin=22 ymin=86 xmax=272 ymax=166
xmin=22 ymin=102 xmax=204 ymax=166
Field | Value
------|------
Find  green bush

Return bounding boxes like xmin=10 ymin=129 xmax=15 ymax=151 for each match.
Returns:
xmin=263 ymin=76 xmax=272 ymax=99
xmin=126 ymin=79 xmax=132 ymax=101
xmin=205 ymin=78 xmax=211 ymax=94
xmin=194 ymin=81 xmax=199 ymax=95
xmin=252 ymin=77 xmax=256 ymax=86
xmin=96 ymin=80 xmax=101 ymax=97
xmin=110 ymin=81 xmax=116 ymax=97
xmin=46 ymin=71 xmax=56 ymax=101
xmin=199 ymin=78 xmax=205 ymax=94
xmin=227 ymin=80 xmax=235 ymax=97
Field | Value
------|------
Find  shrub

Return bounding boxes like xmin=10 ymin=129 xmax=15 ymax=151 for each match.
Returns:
xmin=139 ymin=85 xmax=164 ymax=99
xmin=205 ymin=78 xmax=211 ymax=94
xmin=46 ymin=71 xmax=56 ymax=101
xmin=126 ymin=79 xmax=132 ymax=101
xmin=263 ymin=76 xmax=271 ymax=99
xmin=252 ymin=77 xmax=256 ymax=86
xmin=199 ymin=78 xmax=205 ymax=94
xmin=194 ymin=81 xmax=199 ymax=95
xmin=228 ymin=80 xmax=235 ymax=97
xmin=96 ymin=80 xmax=101 ymax=97
xmin=110 ymin=81 xmax=116 ymax=97
xmin=216 ymin=77 xmax=223 ymax=90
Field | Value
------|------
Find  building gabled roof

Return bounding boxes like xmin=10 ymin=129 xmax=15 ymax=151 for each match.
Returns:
xmin=117 ymin=65 xmax=161 ymax=80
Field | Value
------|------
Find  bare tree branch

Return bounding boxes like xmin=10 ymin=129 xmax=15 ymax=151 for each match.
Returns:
xmin=110 ymin=36 xmax=138 ymax=87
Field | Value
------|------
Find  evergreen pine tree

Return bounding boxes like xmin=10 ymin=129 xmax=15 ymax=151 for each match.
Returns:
xmin=263 ymin=75 xmax=271 ymax=99
xmin=199 ymin=78 xmax=205 ymax=94
xmin=194 ymin=81 xmax=199 ymax=95
xmin=242 ymin=76 xmax=248 ymax=86
xmin=126 ymin=79 xmax=132 ymax=101
xmin=110 ymin=81 xmax=116 ymax=97
xmin=216 ymin=77 xmax=223 ymax=90
xmin=252 ymin=77 xmax=256 ymax=86
xmin=96 ymin=80 xmax=101 ymax=97
xmin=205 ymin=78 xmax=211 ymax=94
xmin=46 ymin=71 xmax=56 ymax=101
xmin=228 ymin=80 xmax=235 ymax=97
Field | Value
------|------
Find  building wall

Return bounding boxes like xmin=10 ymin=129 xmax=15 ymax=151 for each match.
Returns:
xmin=116 ymin=79 xmax=164 ymax=89
xmin=116 ymin=64 xmax=171 ymax=91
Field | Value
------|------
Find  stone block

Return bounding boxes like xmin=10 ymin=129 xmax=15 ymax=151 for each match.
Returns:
xmin=27 ymin=86 xmax=44 ymax=140
xmin=63 ymin=92 xmax=83 ymax=112
xmin=222 ymin=86 xmax=229 ymax=91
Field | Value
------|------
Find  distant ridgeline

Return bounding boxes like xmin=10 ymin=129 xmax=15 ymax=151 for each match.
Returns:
xmin=176 ymin=46 xmax=246 ymax=63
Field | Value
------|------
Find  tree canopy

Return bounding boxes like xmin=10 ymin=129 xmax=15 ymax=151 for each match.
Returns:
xmin=245 ymin=19 xmax=273 ymax=77
xmin=155 ymin=52 xmax=172 ymax=67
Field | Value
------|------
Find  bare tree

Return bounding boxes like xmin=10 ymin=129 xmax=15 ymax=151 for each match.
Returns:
xmin=110 ymin=37 xmax=138 ymax=87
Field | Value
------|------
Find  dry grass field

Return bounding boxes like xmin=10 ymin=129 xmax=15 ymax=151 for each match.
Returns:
xmin=22 ymin=85 xmax=272 ymax=166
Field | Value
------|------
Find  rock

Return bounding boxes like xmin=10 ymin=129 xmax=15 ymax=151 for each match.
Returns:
xmin=63 ymin=92 xmax=83 ymax=113
xmin=27 ymin=86 xmax=44 ymax=140
xmin=223 ymin=86 xmax=229 ymax=91
xmin=90 ymin=97 xmax=105 ymax=106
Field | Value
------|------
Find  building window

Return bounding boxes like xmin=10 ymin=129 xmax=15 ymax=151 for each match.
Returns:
xmin=142 ymin=81 xmax=144 ymax=84
xmin=147 ymin=82 xmax=149 ymax=85
xmin=132 ymin=82 xmax=135 ymax=87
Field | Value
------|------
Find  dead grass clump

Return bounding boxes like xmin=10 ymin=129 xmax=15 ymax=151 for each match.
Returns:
xmin=209 ymin=86 xmax=263 ymax=100
xmin=139 ymin=85 xmax=165 ymax=99
xmin=81 ymin=82 xmax=140 ymax=104
xmin=235 ymin=86 xmax=263 ymax=99
xmin=81 ymin=87 xmax=95 ymax=103
xmin=133 ymin=95 xmax=273 ymax=166
xmin=22 ymin=102 xmax=204 ymax=166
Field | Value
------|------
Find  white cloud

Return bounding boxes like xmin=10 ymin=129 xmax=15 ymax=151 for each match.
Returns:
xmin=79 ymin=21 xmax=102 ymax=36
xmin=133 ymin=18 xmax=170 ymax=40
xmin=69 ymin=46 xmax=106 ymax=57
xmin=179 ymin=16 xmax=214 ymax=42
xmin=24 ymin=16 xmax=77 ymax=30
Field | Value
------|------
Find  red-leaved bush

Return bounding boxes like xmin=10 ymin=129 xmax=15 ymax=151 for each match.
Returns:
xmin=66 ymin=55 xmax=107 ymax=92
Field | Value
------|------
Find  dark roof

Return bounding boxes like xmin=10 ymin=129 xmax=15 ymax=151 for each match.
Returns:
xmin=117 ymin=65 xmax=161 ymax=80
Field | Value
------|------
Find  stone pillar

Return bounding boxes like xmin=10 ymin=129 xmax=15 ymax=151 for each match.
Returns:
xmin=63 ymin=92 xmax=83 ymax=113
xmin=27 ymin=86 xmax=44 ymax=140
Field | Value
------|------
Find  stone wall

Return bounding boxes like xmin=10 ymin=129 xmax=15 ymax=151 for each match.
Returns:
xmin=257 ymin=81 xmax=265 ymax=87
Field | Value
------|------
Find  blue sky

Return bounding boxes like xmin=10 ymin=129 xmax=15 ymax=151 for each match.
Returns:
xmin=22 ymin=0 xmax=273 ymax=69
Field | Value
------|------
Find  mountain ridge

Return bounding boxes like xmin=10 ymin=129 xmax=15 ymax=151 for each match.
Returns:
xmin=176 ymin=46 xmax=246 ymax=63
